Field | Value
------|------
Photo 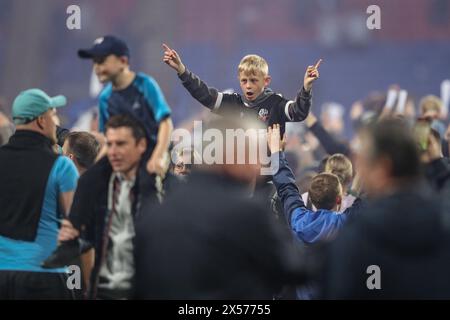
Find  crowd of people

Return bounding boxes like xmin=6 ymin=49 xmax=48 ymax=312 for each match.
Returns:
xmin=0 ymin=35 xmax=449 ymax=300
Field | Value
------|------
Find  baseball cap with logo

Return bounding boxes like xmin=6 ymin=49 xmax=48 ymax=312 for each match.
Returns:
xmin=78 ymin=35 xmax=130 ymax=59
xmin=12 ymin=89 xmax=67 ymax=125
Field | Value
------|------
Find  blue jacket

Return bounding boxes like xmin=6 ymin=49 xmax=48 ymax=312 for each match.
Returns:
xmin=272 ymin=152 xmax=362 ymax=244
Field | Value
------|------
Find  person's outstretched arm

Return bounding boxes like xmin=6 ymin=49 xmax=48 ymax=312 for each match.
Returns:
xmin=305 ymin=112 xmax=351 ymax=156
xmin=272 ymin=151 xmax=306 ymax=223
xmin=162 ymin=43 xmax=239 ymax=112
xmin=147 ymin=117 xmax=173 ymax=176
xmin=268 ymin=124 xmax=306 ymax=223
xmin=138 ymin=74 xmax=173 ymax=176
xmin=284 ymin=59 xmax=321 ymax=122
xmin=269 ymin=124 xmax=348 ymax=244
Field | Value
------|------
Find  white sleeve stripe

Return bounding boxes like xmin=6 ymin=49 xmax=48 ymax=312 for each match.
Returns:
xmin=284 ymin=100 xmax=294 ymax=120
xmin=213 ymin=92 xmax=223 ymax=111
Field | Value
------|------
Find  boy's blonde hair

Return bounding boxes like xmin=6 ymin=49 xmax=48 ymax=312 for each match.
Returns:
xmin=238 ymin=54 xmax=269 ymax=77
xmin=324 ymin=154 xmax=353 ymax=188
xmin=419 ymin=95 xmax=442 ymax=116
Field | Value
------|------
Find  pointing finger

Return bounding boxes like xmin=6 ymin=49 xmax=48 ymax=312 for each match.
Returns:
xmin=314 ymin=59 xmax=323 ymax=69
xmin=162 ymin=43 xmax=172 ymax=51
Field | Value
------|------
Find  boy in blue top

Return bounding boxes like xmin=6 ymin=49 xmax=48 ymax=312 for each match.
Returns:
xmin=268 ymin=124 xmax=363 ymax=299
xmin=268 ymin=124 xmax=363 ymax=245
xmin=78 ymin=35 xmax=173 ymax=177
xmin=42 ymin=36 xmax=173 ymax=270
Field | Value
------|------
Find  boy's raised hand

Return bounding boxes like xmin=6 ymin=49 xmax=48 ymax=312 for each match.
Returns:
xmin=304 ymin=58 xmax=322 ymax=92
xmin=267 ymin=124 xmax=286 ymax=154
xmin=162 ymin=43 xmax=186 ymax=75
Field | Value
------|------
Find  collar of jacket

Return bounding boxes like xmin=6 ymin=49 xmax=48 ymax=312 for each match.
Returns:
xmin=8 ymin=130 xmax=54 ymax=151
xmin=242 ymin=88 xmax=275 ymax=108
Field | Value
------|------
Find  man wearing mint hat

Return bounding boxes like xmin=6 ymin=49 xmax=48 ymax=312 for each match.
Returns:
xmin=0 ymin=89 xmax=79 ymax=299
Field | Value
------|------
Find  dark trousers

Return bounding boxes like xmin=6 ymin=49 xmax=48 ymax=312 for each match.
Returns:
xmin=0 ymin=271 xmax=76 ymax=300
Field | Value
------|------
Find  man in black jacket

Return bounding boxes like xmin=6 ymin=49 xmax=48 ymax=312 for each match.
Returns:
xmin=134 ymin=116 xmax=308 ymax=299
xmin=45 ymin=115 xmax=148 ymax=299
xmin=321 ymin=119 xmax=450 ymax=299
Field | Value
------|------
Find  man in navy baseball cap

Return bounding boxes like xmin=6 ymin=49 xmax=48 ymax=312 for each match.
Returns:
xmin=78 ymin=35 xmax=130 ymax=60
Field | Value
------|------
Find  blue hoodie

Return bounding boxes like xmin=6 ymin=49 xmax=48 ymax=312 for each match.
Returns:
xmin=272 ymin=152 xmax=362 ymax=244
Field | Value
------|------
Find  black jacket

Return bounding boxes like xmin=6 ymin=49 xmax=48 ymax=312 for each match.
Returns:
xmin=68 ymin=156 xmax=141 ymax=298
xmin=178 ymin=68 xmax=312 ymax=136
xmin=321 ymin=183 xmax=450 ymax=299
xmin=0 ymin=130 xmax=58 ymax=241
xmin=424 ymin=157 xmax=450 ymax=192
xmin=135 ymin=169 xmax=308 ymax=299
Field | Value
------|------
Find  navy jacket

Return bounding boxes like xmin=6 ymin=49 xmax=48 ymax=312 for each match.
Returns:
xmin=321 ymin=183 xmax=450 ymax=299
xmin=134 ymin=169 xmax=308 ymax=299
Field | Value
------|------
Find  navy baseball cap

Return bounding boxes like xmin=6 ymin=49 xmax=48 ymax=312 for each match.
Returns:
xmin=78 ymin=35 xmax=130 ymax=59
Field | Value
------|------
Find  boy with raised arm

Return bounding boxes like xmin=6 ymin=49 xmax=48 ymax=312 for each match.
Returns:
xmin=163 ymin=43 xmax=321 ymax=135
xmin=268 ymin=124 xmax=363 ymax=244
